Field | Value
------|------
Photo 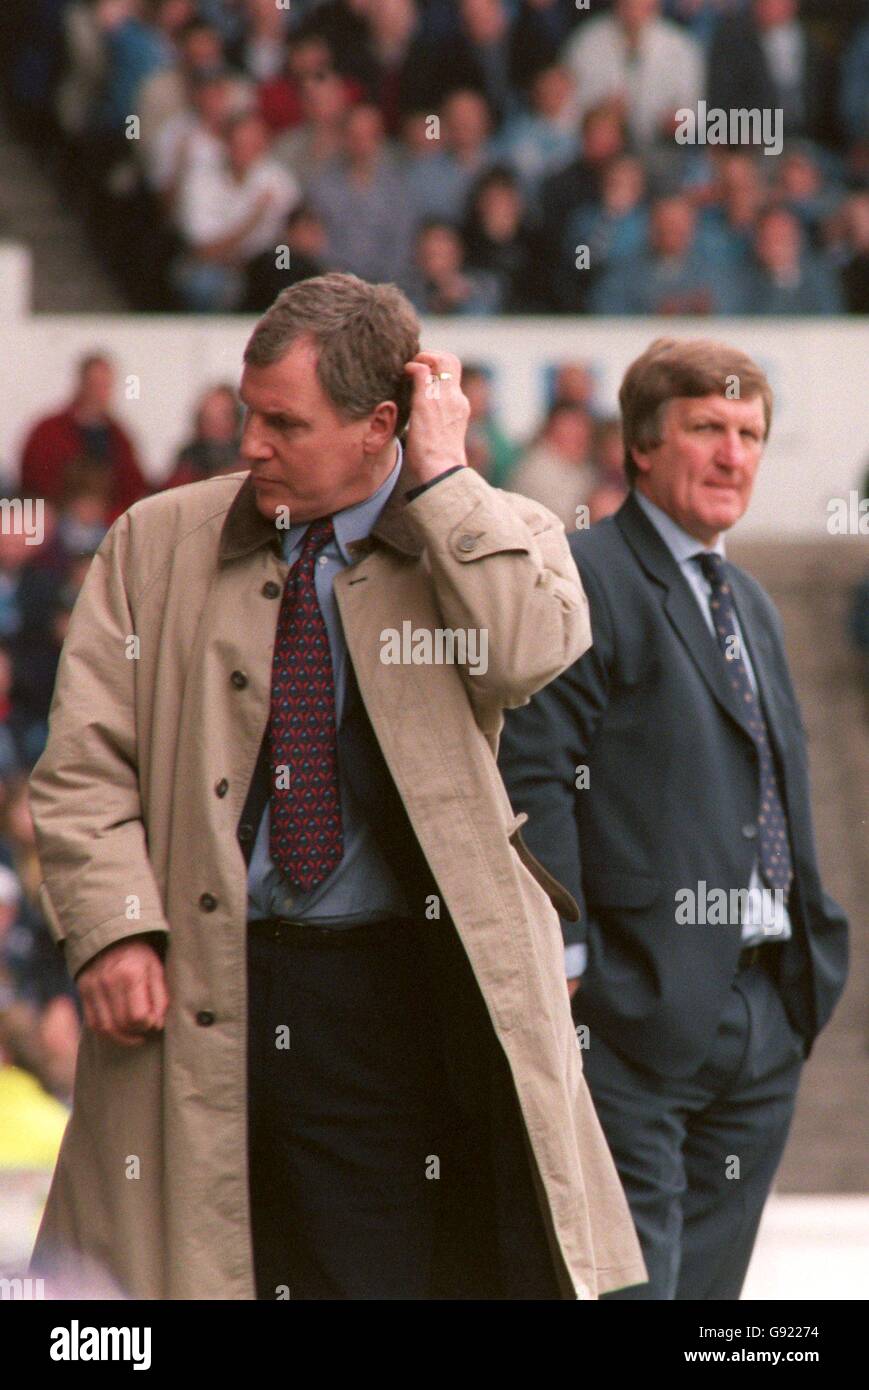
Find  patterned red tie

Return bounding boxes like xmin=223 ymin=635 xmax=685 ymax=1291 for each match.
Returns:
xmin=268 ymin=517 xmax=344 ymax=890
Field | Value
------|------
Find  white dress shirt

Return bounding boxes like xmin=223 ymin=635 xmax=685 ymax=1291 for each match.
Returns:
xmin=178 ymin=155 xmax=300 ymax=262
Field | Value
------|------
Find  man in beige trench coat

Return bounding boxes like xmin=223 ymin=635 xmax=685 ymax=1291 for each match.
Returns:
xmin=27 ymin=273 xmax=646 ymax=1300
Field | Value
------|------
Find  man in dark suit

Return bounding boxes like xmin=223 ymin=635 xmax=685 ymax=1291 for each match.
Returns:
xmin=498 ymin=336 xmax=849 ymax=1300
xmin=707 ymin=0 xmax=836 ymax=149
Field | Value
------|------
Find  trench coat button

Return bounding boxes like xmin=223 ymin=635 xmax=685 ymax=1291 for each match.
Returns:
xmin=215 ymin=778 xmax=229 ymax=797
xmin=230 ymin=670 xmax=248 ymax=689
xmin=196 ymin=1010 xmax=215 ymax=1027
xmin=199 ymin=892 xmax=218 ymax=911
xmin=238 ymin=823 xmax=254 ymax=844
xmin=742 ymin=823 xmax=758 ymax=839
xmin=457 ymin=534 xmax=478 ymax=552
xmin=261 ymin=581 xmax=281 ymax=599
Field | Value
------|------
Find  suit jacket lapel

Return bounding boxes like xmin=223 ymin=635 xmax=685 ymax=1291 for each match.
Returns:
xmin=614 ymin=494 xmax=756 ymax=742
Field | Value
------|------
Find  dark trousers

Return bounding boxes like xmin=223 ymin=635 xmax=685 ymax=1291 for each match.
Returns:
xmin=246 ymin=916 xmax=562 ymax=1300
xmin=578 ymin=955 xmax=805 ymax=1300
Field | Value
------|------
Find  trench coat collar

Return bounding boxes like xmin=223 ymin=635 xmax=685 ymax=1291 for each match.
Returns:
xmin=218 ymin=448 xmax=426 ymax=565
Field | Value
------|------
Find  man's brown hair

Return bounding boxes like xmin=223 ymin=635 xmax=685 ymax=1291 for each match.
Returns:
xmin=243 ymin=272 xmax=420 ymax=436
xmin=619 ymin=338 xmax=773 ymax=485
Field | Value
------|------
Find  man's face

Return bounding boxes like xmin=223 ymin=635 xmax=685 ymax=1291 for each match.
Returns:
xmin=302 ymin=71 xmax=346 ymax=123
xmin=756 ymin=211 xmax=800 ymax=272
xmin=532 ymin=66 xmax=572 ymax=119
xmin=583 ymin=109 xmax=623 ymax=162
xmin=289 ymin=37 xmax=332 ymax=82
xmin=651 ymin=198 xmax=695 ymax=257
xmin=79 ymin=360 xmax=114 ymax=411
xmin=194 ymin=78 xmax=232 ymax=127
xmin=228 ymin=116 xmax=267 ymax=173
xmin=238 ymin=337 xmax=396 ymax=523
xmin=463 ymin=373 xmax=490 ymax=420
xmin=344 ymin=106 xmax=383 ymax=162
xmin=461 ymin=0 xmax=504 ymax=41
xmin=287 ymin=212 xmax=326 ymax=258
xmin=603 ymin=156 xmax=644 ymax=213
xmin=616 ymin=0 xmax=659 ymax=31
xmin=182 ymin=25 xmax=222 ymax=71
xmin=418 ymin=225 xmax=462 ymax=276
xmin=633 ymin=394 xmax=766 ymax=543
xmin=547 ymin=407 xmax=591 ymax=464
xmin=444 ymin=91 xmax=489 ymax=151
xmin=755 ymin=0 xmax=796 ymax=29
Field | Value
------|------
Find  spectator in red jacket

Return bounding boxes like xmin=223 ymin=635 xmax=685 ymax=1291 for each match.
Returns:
xmin=18 ymin=354 xmax=151 ymax=524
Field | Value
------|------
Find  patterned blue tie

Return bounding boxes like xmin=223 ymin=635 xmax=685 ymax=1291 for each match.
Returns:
xmin=696 ymin=551 xmax=793 ymax=899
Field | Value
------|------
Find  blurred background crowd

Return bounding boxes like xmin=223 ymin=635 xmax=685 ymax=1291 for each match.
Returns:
xmin=1 ymin=0 xmax=867 ymax=315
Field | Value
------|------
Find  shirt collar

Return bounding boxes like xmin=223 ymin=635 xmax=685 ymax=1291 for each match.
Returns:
xmin=283 ymin=439 xmax=404 ymax=564
xmin=633 ymin=488 xmax=727 ymax=567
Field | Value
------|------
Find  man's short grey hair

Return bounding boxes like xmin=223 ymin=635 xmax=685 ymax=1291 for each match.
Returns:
xmin=243 ymin=272 xmax=420 ymax=436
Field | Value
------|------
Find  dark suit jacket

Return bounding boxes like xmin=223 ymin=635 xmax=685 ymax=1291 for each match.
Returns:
xmin=707 ymin=14 xmax=835 ymax=146
xmin=498 ymin=493 xmax=848 ymax=1079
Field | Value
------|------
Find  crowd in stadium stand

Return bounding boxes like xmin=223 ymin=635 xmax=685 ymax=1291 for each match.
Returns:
xmin=2 ymin=0 xmax=868 ymax=314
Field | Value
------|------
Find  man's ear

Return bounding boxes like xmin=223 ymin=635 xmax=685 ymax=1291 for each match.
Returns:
xmin=631 ymin=445 xmax=652 ymax=476
xmin=362 ymin=400 xmax=399 ymax=454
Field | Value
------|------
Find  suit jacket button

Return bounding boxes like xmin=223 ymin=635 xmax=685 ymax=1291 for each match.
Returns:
xmin=742 ymin=823 xmax=758 ymax=839
xmin=196 ymin=1010 xmax=215 ymax=1027
xmin=457 ymin=534 xmax=478 ymax=552
xmin=238 ymin=823 xmax=254 ymax=844
xmin=199 ymin=892 xmax=218 ymax=911
xmin=231 ymin=670 xmax=248 ymax=689
xmin=262 ymin=581 xmax=281 ymax=598
xmin=215 ymin=778 xmax=229 ymax=797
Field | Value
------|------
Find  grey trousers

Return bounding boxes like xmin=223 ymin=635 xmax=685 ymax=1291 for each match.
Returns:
xmin=581 ymin=956 xmax=805 ymax=1300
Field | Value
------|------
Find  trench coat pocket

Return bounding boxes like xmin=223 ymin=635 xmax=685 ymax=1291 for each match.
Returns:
xmin=507 ymin=812 xmax=581 ymax=922
xmin=37 ymin=880 xmax=67 ymax=946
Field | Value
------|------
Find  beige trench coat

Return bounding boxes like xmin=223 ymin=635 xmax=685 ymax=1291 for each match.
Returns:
xmin=27 ymin=458 xmax=646 ymax=1299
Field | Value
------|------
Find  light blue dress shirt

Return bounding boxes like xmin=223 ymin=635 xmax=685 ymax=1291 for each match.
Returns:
xmin=247 ymin=443 xmax=411 ymax=926
xmin=565 ymin=492 xmax=792 ymax=980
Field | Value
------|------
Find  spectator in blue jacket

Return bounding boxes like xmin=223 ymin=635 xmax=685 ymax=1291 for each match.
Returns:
xmin=591 ymin=194 xmax=745 ymax=315
xmin=746 ymin=206 xmax=845 ymax=313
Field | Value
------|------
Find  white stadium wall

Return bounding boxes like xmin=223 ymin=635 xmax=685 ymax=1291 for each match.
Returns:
xmin=0 ymin=301 xmax=866 ymax=542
